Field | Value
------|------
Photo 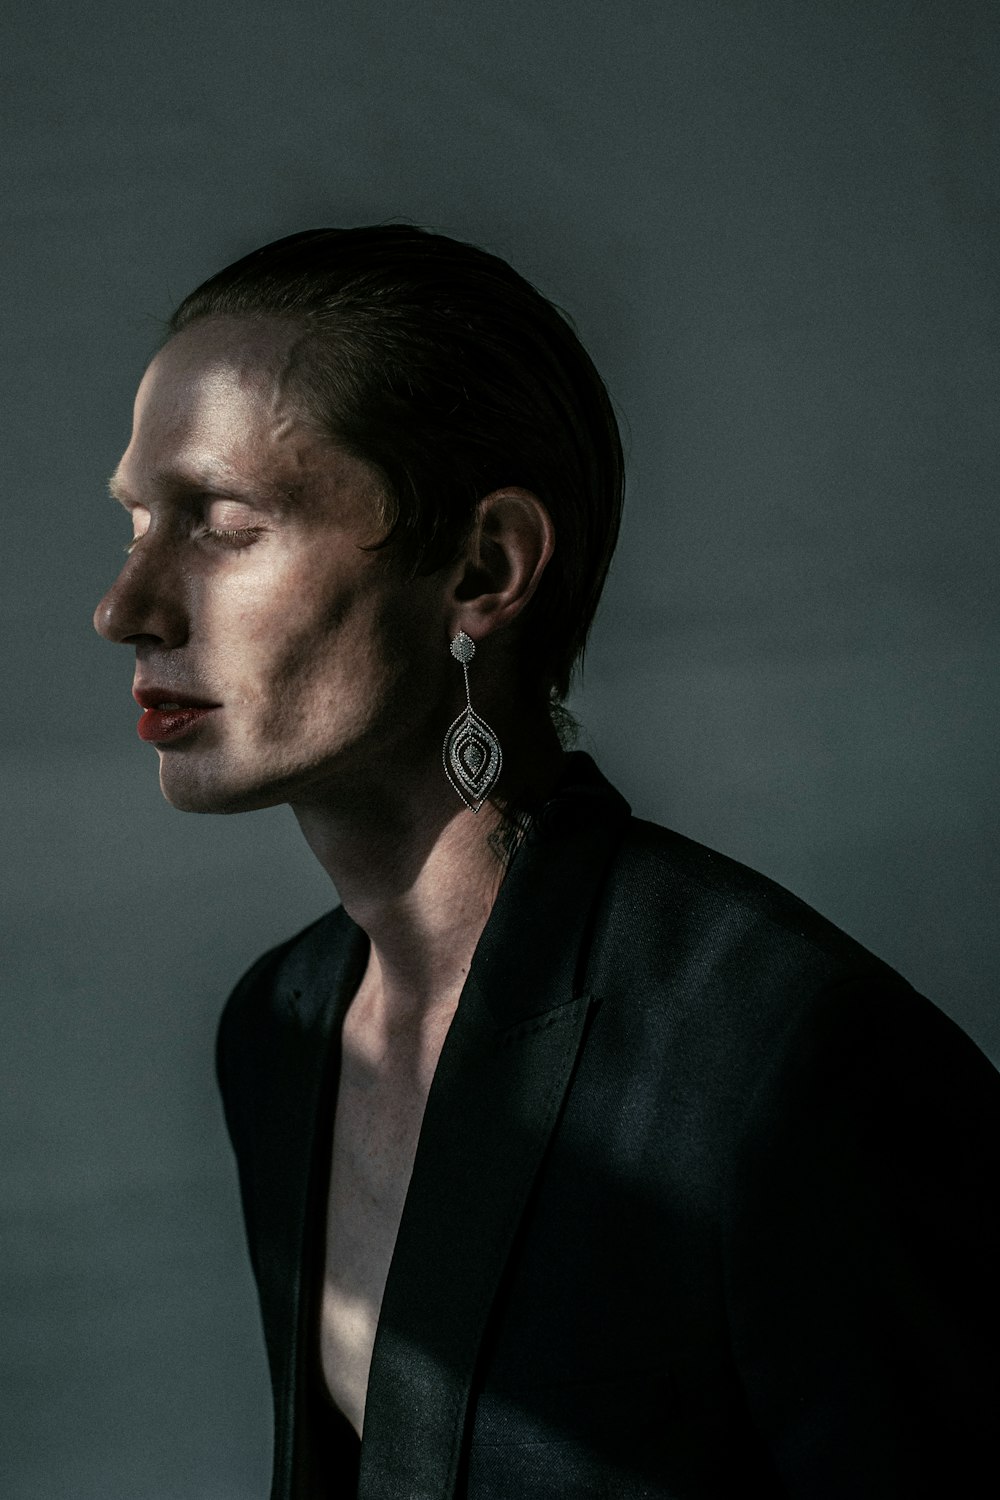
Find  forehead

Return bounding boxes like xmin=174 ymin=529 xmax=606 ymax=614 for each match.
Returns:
xmin=115 ymin=317 xmax=323 ymax=502
xmin=127 ymin=316 xmax=305 ymax=462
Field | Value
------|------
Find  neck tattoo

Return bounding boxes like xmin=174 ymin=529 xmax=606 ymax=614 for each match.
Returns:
xmin=487 ymin=806 xmax=534 ymax=869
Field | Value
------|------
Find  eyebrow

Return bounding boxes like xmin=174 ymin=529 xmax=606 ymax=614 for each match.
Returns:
xmin=107 ymin=464 xmax=286 ymax=505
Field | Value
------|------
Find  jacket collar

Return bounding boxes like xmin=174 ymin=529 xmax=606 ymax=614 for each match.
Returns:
xmin=356 ymin=752 xmax=631 ymax=1498
xmin=469 ymin=751 xmax=632 ymax=1026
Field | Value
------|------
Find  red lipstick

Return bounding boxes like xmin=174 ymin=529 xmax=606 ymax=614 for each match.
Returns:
xmin=133 ymin=688 xmax=219 ymax=744
xmin=136 ymin=705 xmax=216 ymax=743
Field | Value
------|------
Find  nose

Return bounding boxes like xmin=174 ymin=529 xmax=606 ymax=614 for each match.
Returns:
xmin=93 ymin=542 xmax=188 ymax=648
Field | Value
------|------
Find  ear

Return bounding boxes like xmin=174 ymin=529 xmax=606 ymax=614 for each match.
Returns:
xmin=448 ymin=488 xmax=555 ymax=640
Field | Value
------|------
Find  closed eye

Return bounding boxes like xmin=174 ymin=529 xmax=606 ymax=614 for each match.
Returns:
xmin=201 ymin=525 xmax=265 ymax=548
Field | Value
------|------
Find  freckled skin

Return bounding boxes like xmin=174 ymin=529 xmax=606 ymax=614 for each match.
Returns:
xmin=95 ymin=317 xmax=455 ymax=816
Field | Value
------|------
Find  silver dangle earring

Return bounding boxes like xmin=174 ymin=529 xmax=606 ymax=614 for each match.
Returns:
xmin=443 ymin=631 xmax=503 ymax=812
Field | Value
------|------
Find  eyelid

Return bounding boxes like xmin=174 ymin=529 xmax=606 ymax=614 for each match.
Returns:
xmin=202 ymin=525 xmax=264 ymax=549
xmin=124 ymin=507 xmax=151 ymax=551
xmin=205 ymin=497 xmax=261 ymax=529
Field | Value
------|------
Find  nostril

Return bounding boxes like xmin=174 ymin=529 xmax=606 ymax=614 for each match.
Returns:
xmin=93 ymin=585 xmax=141 ymax=645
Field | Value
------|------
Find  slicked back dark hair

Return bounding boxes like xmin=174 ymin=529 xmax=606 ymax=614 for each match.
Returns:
xmin=168 ymin=225 xmax=624 ymax=704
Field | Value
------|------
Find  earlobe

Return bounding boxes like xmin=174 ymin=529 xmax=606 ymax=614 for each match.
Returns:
xmin=450 ymin=488 xmax=555 ymax=638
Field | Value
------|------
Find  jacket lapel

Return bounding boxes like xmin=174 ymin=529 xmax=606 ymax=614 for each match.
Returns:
xmin=260 ymin=910 xmax=369 ymax=1497
xmin=358 ymin=755 xmax=631 ymax=1500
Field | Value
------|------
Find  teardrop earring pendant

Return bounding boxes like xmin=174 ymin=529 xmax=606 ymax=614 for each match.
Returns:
xmin=443 ymin=631 xmax=503 ymax=812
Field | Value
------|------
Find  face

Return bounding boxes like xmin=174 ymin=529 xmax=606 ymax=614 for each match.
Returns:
xmin=94 ymin=317 xmax=456 ymax=815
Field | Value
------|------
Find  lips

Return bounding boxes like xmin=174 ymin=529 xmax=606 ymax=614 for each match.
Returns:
xmin=132 ymin=687 xmax=220 ymax=744
xmin=133 ymin=687 xmax=217 ymax=711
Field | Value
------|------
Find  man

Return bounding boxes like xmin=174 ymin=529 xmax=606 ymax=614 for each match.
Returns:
xmin=95 ymin=226 xmax=1000 ymax=1499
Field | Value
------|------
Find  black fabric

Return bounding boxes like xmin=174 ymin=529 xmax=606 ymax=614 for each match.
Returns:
xmin=216 ymin=753 xmax=1000 ymax=1498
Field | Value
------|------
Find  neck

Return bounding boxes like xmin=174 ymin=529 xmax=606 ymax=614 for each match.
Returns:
xmin=291 ymin=710 xmax=564 ymax=1033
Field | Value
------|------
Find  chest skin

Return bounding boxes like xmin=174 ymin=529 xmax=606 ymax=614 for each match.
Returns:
xmin=319 ymin=982 xmax=458 ymax=1438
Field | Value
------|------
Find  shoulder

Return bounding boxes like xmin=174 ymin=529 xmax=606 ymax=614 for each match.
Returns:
xmin=585 ymin=812 xmax=998 ymax=1132
xmin=613 ymin=814 xmax=881 ymax=966
xmin=592 ymin=812 xmax=899 ymax=1005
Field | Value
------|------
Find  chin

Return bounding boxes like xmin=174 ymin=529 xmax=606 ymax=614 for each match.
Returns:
xmin=157 ymin=758 xmax=289 ymax=816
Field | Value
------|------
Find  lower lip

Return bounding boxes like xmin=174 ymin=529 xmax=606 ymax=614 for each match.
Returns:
xmin=136 ymin=707 xmax=217 ymax=743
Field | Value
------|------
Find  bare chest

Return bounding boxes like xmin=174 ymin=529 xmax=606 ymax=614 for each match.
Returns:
xmin=319 ymin=1014 xmax=452 ymax=1438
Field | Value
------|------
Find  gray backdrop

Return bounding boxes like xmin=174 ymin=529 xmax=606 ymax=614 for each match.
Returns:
xmin=3 ymin=2 xmax=997 ymax=1496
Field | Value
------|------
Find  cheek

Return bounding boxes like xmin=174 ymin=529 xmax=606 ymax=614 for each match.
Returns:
xmin=201 ymin=549 xmax=448 ymax=735
xmin=200 ymin=559 xmax=351 ymax=679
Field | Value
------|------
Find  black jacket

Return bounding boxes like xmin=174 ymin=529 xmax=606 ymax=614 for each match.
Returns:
xmin=217 ymin=754 xmax=1000 ymax=1498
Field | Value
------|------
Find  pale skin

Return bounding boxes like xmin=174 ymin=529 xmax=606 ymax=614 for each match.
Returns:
xmin=94 ymin=316 xmax=564 ymax=1439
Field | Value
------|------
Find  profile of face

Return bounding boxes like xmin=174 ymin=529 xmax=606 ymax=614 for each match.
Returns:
xmin=94 ymin=318 xmax=458 ymax=815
